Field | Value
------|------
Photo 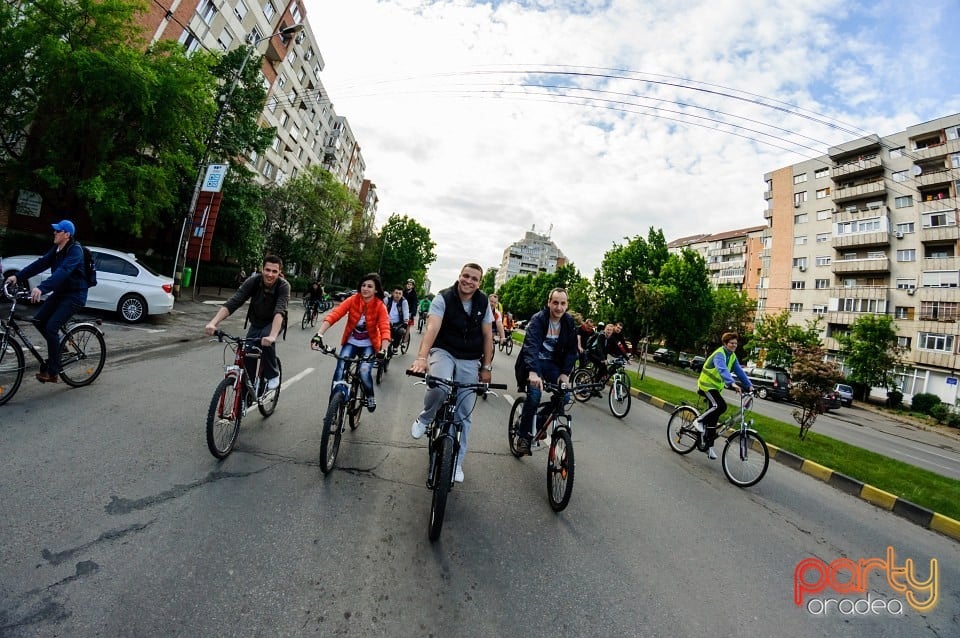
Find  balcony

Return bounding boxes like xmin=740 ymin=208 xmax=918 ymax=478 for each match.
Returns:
xmin=763 ymin=189 xmax=772 ymax=201
xmin=917 ymin=196 xmax=958 ymax=215
xmin=831 ymin=231 xmax=889 ymax=249
xmin=831 ymin=256 xmax=889 ymax=274
xmin=832 ymin=154 xmax=883 ymax=179
xmin=916 ymin=166 xmax=958 ymax=187
xmin=913 ymin=349 xmax=960 ymax=369
xmin=912 ymin=137 xmax=960 ymax=161
xmin=920 ymin=224 xmax=960 ymax=242
xmin=922 ymin=256 xmax=960 ymax=271
xmin=833 ymin=179 xmax=886 ymax=204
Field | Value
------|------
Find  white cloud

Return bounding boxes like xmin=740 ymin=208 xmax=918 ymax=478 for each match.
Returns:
xmin=306 ymin=0 xmax=960 ymax=288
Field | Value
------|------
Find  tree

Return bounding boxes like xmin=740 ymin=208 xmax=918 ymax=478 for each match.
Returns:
xmin=653 ymin=250 xmax=713 ymax=350
xmin=481 ymin=268 xmax=498 ymax=294
xmin=749 ymin=310 xmax=821 ymax=368
xmin=836 ymin=314 xmax=902 ymax=393
xmin=706 ymin=288 xmax=756 ymax=352
xmin=377 ymin=214 xmax=437 ymax=287
xmin=593 ymin=228 xmax=669 ymax=328
xmin=498 ymin=265 xmax=589 ymax=320
xmin=789 ymin=345 xmax=843 ymax=439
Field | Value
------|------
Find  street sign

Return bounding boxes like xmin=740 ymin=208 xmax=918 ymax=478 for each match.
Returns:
xmin=201 ymin=164 xmax=229 ymax=192
xmin=947 ymin=377 xmax=957 ymax=386
xmin=15 ymin=189 xmax=42 ymax=217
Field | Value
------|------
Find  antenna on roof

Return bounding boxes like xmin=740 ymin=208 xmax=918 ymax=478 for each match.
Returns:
xmin=548 ymin=223 xmax=553 ymax=238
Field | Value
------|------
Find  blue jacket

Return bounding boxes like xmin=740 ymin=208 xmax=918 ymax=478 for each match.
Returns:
xmin=18 ymin=241 xmax=89 ymax=296
xmin=514 ymin=308 xmax=578 ymax=389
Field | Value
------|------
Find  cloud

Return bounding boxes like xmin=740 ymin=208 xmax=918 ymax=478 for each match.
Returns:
xmin=307 ymin=0 xmax=960 ymax=289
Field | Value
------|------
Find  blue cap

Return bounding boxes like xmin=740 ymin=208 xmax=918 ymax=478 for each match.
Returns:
xmin=51 ymin=220 xmax=75 ymax=235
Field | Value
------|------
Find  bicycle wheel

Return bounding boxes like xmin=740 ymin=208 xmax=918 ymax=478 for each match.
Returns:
xmin=301 ymin=308 xmax=310 ymax=330
xmin=505 ymin=338 xmax=513 ymax=356
xmin=348 ymin=386 xmax=363 ymax=430
xmin=508 ymin=397 xmax=524 ymax=458
xmin=58 ymin=324 xmax=106 ymax=387
xmin=310 ymin=308 xmax=318 ymax=328
xmin=400 ymin=329 xmax=411 ymax=355
xmin=667 ymin=406 xmax=700 ymax=455
xmin=258 ymin=359 xmax=282 ymax=417
xmin=0 ymin=338 xmax=25 ymax=406
xmin=206 ymin=376 xmax=243 ymax=459
xmin=375 ymin=357 xmax=384 ymax=385
xmin=547 ymin=428 xmax=575 ymax=511
xmin=429 ymin=434 xmax=455 ymax=541
xmin=319 ymin=392 xmax=345 ymax=474
xmin=608 ymin=376 xmax=631 ymax=418
xmin=571 ymin=368 xmax=594 ymax=402
xmin=721 ymin=431 xmax=770 ymax=487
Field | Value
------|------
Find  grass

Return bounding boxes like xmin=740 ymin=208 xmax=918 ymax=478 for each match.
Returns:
xmin=628 ymin=369 xmax=960 ymax=522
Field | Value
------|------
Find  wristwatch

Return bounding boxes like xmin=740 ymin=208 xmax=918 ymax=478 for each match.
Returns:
xmin=481 ymin=364 xmax=493 ymax=371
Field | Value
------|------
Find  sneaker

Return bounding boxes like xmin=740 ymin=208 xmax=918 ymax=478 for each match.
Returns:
xmin=266 ymin=376 xmax=280 ymax=391
xmin=692 ymin=419 xmax=705 ymax=434
xmin=366 ymin=396 xmax=376 ymax=412
xmin=454 ymin=466 xmax=464 ymax=483
xmin=516 ymin=437 xmax=532 ymax=456
xmin=707 ymin=447 xmax=718 ymax=460
xmin=411 ymin=419 xmax=427 ymax=439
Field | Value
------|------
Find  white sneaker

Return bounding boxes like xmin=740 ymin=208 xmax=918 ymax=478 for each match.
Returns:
xmin=692 ymin=419 xmax=704 ymax=434
xmin=454 ymin=466 xmax=464 ymax=483
xmin=266 ymin=376 xmax=280 ymax=391
xmin=411 ymin=419 xmax=426 ymax=439
xmin=707 ymin=447 xmax=717 ymax=460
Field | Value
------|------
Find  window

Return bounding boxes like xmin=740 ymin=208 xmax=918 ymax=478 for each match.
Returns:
xmin=267 ymin=96 xmax=278 ymax=113
xmin=199 ymin=0 xmax=216 ymax=24
xmin=856 ymin=218 xmax=881 ymax=232
xmin=815 ymin=255 xmax=831 ymax=266
xmin=248 ymin=148 xmax=258 ymax=164
xmin=271 ymin=136 xmax=282 ymax=152
xmin=842 ymin=278 xmax=857 ymax=288
xmin=250 ymin=26 xmax=263 ymax=42
xmin=927 ymin=246 xmax=954 ymax=259
xmin=305 ymin=47 xmax=315 ymax=61
xmin=896 ymin=249 xmax=916 ymax=262
xmin=264 ymin=1 xmax=276 ymax=19
xmin=792 ymin=280 xmax=806 ymax=289
xmin=892 ymin=170 xmax=908 ymax=183
xmin=217 ymin=28 xmax=233 ymax=51
xmin=923 ymin=211 xmax=957 ymax=228
xmin=921 ymin=271 xmax=960 ymax=288
xmin=894 ymin=306 xmax=913 ymax=320
xmin=178 ymin=31 xmax=200 ymax=54
xmin=795 ymin=213 xmax=808 ymax=224
xmin=815 ymin=168 xmax=829 ymax=179
xmin=288 ymin=88 xmax=298 ymax=106
xmin=95 ymin=253 xmax=138 ymax=277
xmin=291 ymin=1 xmax=302 ymax=21
xmin=815 ymin=279 xmax=830 ymax=289
xmin=276 ymin=73 xmax=287 ymax=90
xmin=790 ymin=303 xmax=803 ymax=312
xmin=263 ymin=161 xmax=275 ymax=178
xmin=836 ymin=221 xmax=853 ymax=235
xmin=896 ymin=278 xmax=916 ymax=290
xmin=897 ymin=336 xmax=911 ymax=349
xmin=795 ymin=235 xmax=807 ymax=245
xmin=920 ymin=301 xmax=959 ymax=321
xmin=287 ymin=48 xmax=297 ymax=64
xmin=792 ymin=257 xmax=808 ymax=269
xmin=794 ymin=192 xmax=808 ymax=205
xmin=816 ymin=232 xmax=830 ymax=243
xmin=279 ymin=111 xmax=289 ymax=127
xmin=895 ymin=195 xmax=914 ymax=209
xmin=919 ymin=333 xmax=954 ymax=353
xmin=816 ymin=188 xmax=830 ymax=199
xmin=838 ymin=298 xmax=882 ymax=313
xmin=794 ymin=173 xmax=808 ymax=184
xmin=289 ymin=122 xmax=299 ymax=141
xmin=812 ymin=304 xmax=827 ymax=315
xmin=816 ymin=209 xmax=832 ymax=221
xmin=889 ymin=146 xmax=904 ymax=158
xmin=297 ymin=66 xmax=306 ymax=82
xmin=952 ymin=154 xmax=960 ymax=169
xmin=895 ymin=222 xmax=915 ymax=234
xmin=234 ymin=0 xmax=248 ymax=20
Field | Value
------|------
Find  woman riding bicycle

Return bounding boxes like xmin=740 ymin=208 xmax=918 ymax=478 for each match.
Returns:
xmin=694 ymin=332 xmax=753 ymax=460
xmin=311 ymin=273 xmax=390 ymax=412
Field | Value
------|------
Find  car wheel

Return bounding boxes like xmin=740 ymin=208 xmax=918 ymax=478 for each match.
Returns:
xmin=119 ymin=293 xmax=147 ymax=323
xmin=756 ymin=387 xmax=768 ymax=400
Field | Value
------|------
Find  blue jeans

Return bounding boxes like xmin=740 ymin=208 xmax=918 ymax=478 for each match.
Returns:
xmin=32 ymin=290 xmax=86 ymax=375
xmin=520 ymin=360 xmax=568 ymax=439
xmin=415 ymin=348 xmax=480 ymax=469
xmin=331 ymin=342 xmax=374 ymax=399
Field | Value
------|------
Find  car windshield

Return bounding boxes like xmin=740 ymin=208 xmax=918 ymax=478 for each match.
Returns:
xmin=837 ymin=384 xmax=852 ymax=392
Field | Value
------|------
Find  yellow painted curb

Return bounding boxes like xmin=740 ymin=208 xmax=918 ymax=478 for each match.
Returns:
xmin=801 ymin=460 xmax=833 ymax=482
xmin=860 ymin=484 xmax=897 ymax=510
xmin=930 ymin=513 xmax=960 ymax=542
xmin=648 ymin=396 xmax=667 ymax=409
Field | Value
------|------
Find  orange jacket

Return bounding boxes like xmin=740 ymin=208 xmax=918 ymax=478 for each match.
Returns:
xmin=324 ymin=293 xmax=391 ymax=351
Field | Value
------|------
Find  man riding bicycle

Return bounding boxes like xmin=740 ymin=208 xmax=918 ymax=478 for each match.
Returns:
xmin=385 ymin=286 xmax=410 ymax=351
xmin=403 ymin=278 xmax=418 ymax=331
xmin=694 ymin=332 xmax=753 ymax=460
xmin=3 ymin=219 xmax=89 ymax=383
xmin=417 ymin=295 xmax=431 ymax=330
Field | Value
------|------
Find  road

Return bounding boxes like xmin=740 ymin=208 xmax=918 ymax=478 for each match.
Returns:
xmin=1 ymin=316 xmax=957 ymax=637
xmin=638 ymin=361 xmax=960 ymax=480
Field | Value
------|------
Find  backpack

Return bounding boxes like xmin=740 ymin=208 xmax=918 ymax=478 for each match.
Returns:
xmin=585 ymin=332 xmax=604 ymax=356
xmin=79 ymin=244 xmax=97 ymax=287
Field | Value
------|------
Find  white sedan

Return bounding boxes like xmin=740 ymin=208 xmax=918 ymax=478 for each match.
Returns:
xmin=2 ymin=246 xmax=175 ymax=323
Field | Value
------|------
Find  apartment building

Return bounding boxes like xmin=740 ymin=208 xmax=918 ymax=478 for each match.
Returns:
xmin=494 ymin=227 xmax=568 ymax=288
xmin=668 ymin=225 xmax=766 ymax=294
xmin=762 ymin=113 xmax=960 ymax=404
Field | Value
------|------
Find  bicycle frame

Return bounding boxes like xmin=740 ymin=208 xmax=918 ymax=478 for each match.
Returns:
xmin=216 ymin=332 xmax=264 ymax=410
xmin=2 ymin=286 xmax=102 ymax=370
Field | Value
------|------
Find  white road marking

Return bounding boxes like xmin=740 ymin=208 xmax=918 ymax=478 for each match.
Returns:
xmin=281 ymin=367 xmax=314 ymax=389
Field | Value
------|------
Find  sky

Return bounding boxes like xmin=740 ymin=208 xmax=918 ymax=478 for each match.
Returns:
xmin=306 ymin=0 xmax=960 ymax=288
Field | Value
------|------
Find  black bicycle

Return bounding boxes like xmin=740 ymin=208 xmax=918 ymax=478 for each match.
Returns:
xmin=508 ymin=379 xmax=604 ymax=511
xmin=571 ymin=355 xmax=632 ymax=418
xmin=0 ymin=282 xmax=106 ymax=405
xmin=498 ymin=328 xmax=514 ymax=356
xmin=300 ymin=298 xmax=320 ymax=330
xmin=406 ymin=370 xmax=506 ymax=541
xmin=315 ymin=344 xmax=379 ymax=474
xmin=205 ymin=330 xmax=282 ymax=459
xmin=417 ymin=309 xmax=428 ymax=333
xmin=375 ymin=322 xmax=407 ymax=385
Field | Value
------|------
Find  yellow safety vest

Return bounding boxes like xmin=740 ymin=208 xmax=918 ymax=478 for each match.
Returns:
xmin=698 ymin=346 xmax=737 ymax=393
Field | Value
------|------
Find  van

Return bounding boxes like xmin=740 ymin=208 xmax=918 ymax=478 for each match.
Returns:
xmin=744 ymin=366 xmax=791 ymax=401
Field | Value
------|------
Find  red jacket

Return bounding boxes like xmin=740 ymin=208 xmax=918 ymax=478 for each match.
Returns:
xmin=324 ymin=293 xmax=391 ymax=351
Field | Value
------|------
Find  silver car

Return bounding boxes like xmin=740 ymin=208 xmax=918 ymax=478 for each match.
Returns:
xmin=835 ymin=383 xmax=854 ymax=407
xmin=2 ymin=246 xmax=175 ymax=323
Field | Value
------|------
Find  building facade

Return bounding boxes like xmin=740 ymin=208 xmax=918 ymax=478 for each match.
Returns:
xmin=494 ymin=227 xmax=568 ymax=288
xmin=762 ymin=113 xmax=960 ymax=404
xmin=668 ymin=225 xmax=766 ymax=294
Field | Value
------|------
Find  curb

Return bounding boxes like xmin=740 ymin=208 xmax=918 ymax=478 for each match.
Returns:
xmin=634 ymin=389 xmax=960 ymax=543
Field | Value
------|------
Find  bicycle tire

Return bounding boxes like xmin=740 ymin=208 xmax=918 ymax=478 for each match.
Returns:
xmin=505 ymin=338 xmax=513 ymax=356
xmin=721 ymin=430 xmax=770 ymax=487
xmin=319 ymin=391 xmax=345 ymax=474
xmin=0 ymin=338 xmax=26 ymax=406
xmin=547 ymin=428 xmax=575 ymax=511
xmin=58 ymin=324 xmax=106 ymax=387
xmin=667 ymin=405 xmax=700 ymax=455
xmin=608 ymin=376 xmax=631 ymax=418
xmin=206 ymin=376 xmax=243 ymax=459
xmin=301 ymin=309 xmax=310 ymax=330
xmin=508 ymin=397 xmax=524 ymax=458
xmin=375 ymin=358 xmax=383 ymax=385
xmin=348 ymin=385 xmax=363 ymax=430
xmin=571 ymin=368 xmax=594 ymax=402
xmin=257 ymin=359 xmax=282 ymax=417
xmin=429 ymin=434 xmax=455 ymax=541
xmin=400 ymin=329 xmax=410 ymax=355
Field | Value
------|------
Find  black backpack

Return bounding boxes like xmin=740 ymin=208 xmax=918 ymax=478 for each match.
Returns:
xmin=79 ymin=244 xmax=97 ymax=287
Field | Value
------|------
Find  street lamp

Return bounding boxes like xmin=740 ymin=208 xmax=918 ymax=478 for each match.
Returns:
xmin=172 ymin=23 xmax=305 ymax=299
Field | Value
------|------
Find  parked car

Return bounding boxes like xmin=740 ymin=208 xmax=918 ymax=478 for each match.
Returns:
xmin=1 ymin=247 xmax=174 ymax=323
xmin=677 ymin=352 xmax=694 ymax=368
xmin=835 ymin=383 xmax=854 ymax=407
xmin=652 ymin=348 xmax=678 ymax=364
xmin=330 ymin=288 xmax=354 ymax=302
xmin=688 ymin=355 xmax=706 ymax=373
xmin=821 ymin=389 xmax=842 ymax=411
xmin=744 ymin=366 xmax=792 ymax=401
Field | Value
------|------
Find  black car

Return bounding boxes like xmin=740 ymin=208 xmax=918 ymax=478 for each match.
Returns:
xmin=688 ymin=355 xmax=706 ymax=373
xmin=744 ymin=366 xmax=792 ymax=401
xmin=652 ymin=348 xmax=678 ymax=364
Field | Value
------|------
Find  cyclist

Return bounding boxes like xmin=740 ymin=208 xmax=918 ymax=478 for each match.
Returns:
xmin=502 ymin=311 xmax=515 ymax=343
xmin=306 ymin=281 xmax=324 ymax=320
xmin=694 ymin=332 xmax=753 ymax=460
xmin=416 ymin=295 xmax=431 ymax=331
xmin=575 ymin=318 xmax=596 ymax=367
xmin=409 ymin=263 xmax=495 ymax=483
xmin=513 ymin=288 xmax=578 ymax=455
xmin=3 ymin=219 xmax=89 ymax=383
xmin=584 ymin=322 xmax=616 ymax=381
xmin=205 ymin=255 xmax=290 ymax=394
xmin=311 ymin=273 xmax=390 ymax=412
xmin=384 ymin=286 xmax=410 ymax=352
xmin=403 ymin=278 xmax=419 ymax=331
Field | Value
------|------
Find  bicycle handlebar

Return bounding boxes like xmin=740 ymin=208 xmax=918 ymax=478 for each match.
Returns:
xmin=313 ymin=343 xmax=381 ymax=363
xmin=211 ymin=329 xmax=264 ymax=354
xmin=405 ymin=369 xmax=508 ymax=391
xmin=2 ymin=280 xmax=30 ymax=302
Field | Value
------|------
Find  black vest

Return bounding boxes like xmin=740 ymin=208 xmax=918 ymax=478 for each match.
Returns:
xmin=433 ymin=285 xmax=488 ymax=360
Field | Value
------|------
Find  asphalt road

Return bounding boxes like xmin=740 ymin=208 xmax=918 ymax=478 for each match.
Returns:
xmin=1 ymin=307 xmax=958 ymax=637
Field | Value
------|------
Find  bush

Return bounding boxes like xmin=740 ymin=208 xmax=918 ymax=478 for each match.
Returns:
xmin=947 ymin=411 xmax=960 ymax=429
xmin=910 ymin=392 xmax=941 ymax=416
xmin=930 ymin=403 xmax=949 ymax=424
xmin=886 ymin=389 xmax=903 ymax=409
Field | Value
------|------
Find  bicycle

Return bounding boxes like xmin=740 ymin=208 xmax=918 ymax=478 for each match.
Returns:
xmin=571 ymin=355 xmax=632 ymax=418
xmin=498 ymin=328 xmax=514 ymax=356
xmin=0 ymin=282 xmax=106 ymax=405
xmin=300 ymin=298 xmax=320 ymax=330
xmin=507 ymin=378 xmax=605 ymax=511
xmin=666 ymin=390 xmax=769 ymax=487
xmin=406 ymin=370 xmax=507 ymax=541
xmin=315 ymin=344 xmax=380 ymax=474
xmin=375 ymin=322 xmax=406 ymax=385
xmin=417 ymin=309 xmax=427 ymax=333
xmin=205 ymin=330 xmax=282 ymax=459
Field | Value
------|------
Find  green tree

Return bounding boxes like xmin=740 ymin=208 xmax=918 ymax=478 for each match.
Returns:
xmin=789 ymin=345 xmax=843 ymax=439
xmin=836 ymin=314 xmax=902 ymax=392
xmin=653 ymin=250 xmax=713 ymax=350
xmin=593 ymin=228 xmax=669 ymax=327
xmin=481 ymin=267 xmax=498 ymax=294
xmin=706 ymin=288 xmax=756 ymax=351
xmin=377 ymin=214 xmax=437 ymax=287
xmin=211 ymin=170 xmax=266 ymax=267
xmin=498 ymin=265 xmax=588 ymax=320
xmin=750 ymin=310 xmax=821 ymax=368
